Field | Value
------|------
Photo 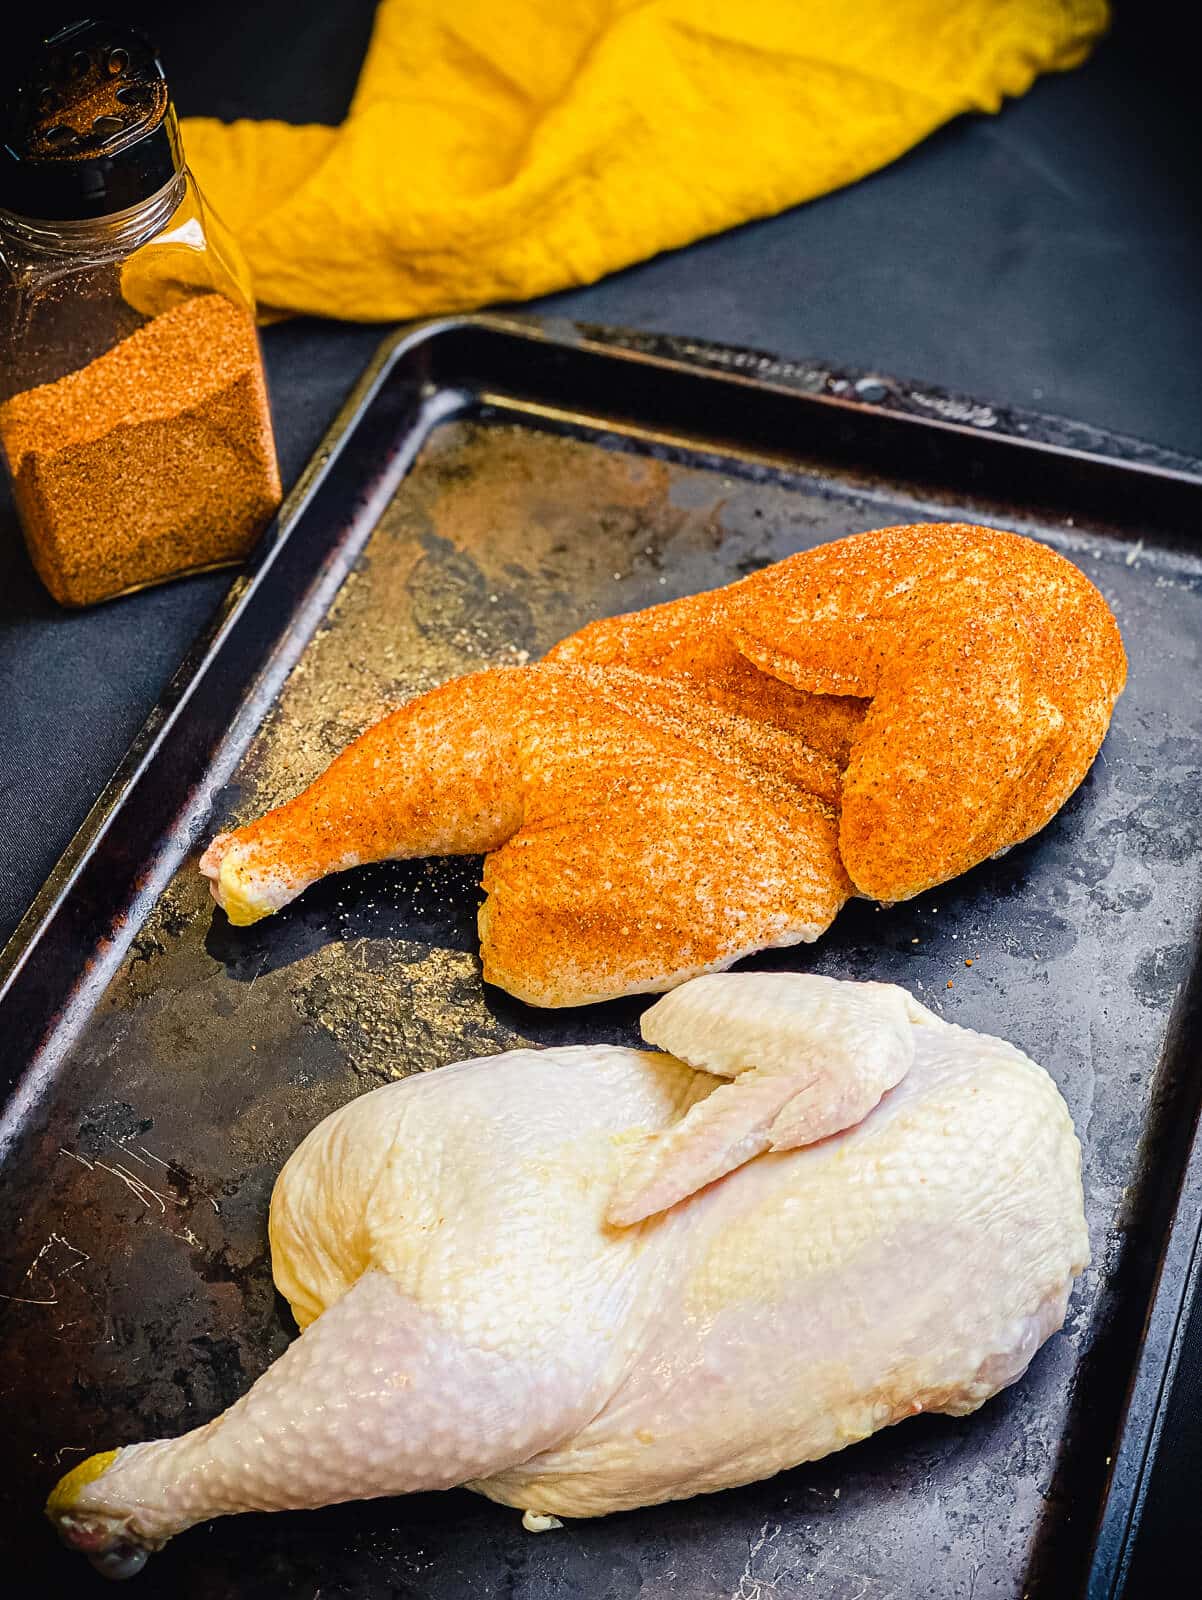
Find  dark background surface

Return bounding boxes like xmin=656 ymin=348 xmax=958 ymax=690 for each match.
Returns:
xmin=1 ymin=3 xmax=1198 ymax=1592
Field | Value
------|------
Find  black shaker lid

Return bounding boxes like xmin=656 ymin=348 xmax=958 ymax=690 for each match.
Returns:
xmin=0 ymin=19 xmax=182 ymax=222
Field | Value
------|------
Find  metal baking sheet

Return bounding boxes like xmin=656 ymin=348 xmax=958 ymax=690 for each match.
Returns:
xmin=2 ymin=315 xmax=1200 ymax=1599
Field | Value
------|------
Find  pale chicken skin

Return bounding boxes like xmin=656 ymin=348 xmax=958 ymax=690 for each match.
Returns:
xmin=48 ymin=977 xmax=1088 ymax=1571
xmin=200 ymin=523 xmax=1126 ymax=1007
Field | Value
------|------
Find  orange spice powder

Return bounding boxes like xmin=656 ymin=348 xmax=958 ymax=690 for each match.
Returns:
xmin=0 ymin=292 xmax=281 ymax=606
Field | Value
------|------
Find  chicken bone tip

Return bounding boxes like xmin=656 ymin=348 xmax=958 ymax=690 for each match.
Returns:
xmin=522 ymin=1510 xmax=564 ymax=1533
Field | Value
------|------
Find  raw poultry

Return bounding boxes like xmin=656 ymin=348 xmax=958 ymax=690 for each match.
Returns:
xmin=201 ymin=523 xmax=1126 ymax=1005
xmin=46 ymin=974 xmax=1088 ymax=1574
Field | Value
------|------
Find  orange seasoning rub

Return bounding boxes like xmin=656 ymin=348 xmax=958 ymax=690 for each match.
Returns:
xmin=0 ymin=292 xmax=281 ymax=606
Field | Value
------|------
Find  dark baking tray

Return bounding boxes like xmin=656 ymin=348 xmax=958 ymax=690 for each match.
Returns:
xmin=1 ymin=315 xmax=1200 ymax=1599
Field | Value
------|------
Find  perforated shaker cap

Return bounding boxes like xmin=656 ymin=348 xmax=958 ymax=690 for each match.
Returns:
xmin=0 ymin=19 xmax=182 ymax=222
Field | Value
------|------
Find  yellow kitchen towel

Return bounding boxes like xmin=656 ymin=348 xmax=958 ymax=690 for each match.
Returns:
xmin=180 ymin=0 xmax=1109 ymax=322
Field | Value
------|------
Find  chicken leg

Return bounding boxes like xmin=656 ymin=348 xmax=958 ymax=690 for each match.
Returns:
xmin=202 ymin=664 xmax=850 ymax=1005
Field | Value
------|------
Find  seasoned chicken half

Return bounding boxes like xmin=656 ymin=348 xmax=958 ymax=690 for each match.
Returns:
xmin=48 ymin=976 xmax=1088 ymax=1575
xmin=201 ymin=524 xmax=1125 ymax=1006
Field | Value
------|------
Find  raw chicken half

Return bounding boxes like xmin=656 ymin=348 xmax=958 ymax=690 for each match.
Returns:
xmin=47 ymin=976 xmax=1088 ymax=1576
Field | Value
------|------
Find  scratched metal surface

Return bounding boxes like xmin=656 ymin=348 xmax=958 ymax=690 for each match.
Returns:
xmin=2 ymin=395 xmax=1201 ymax=1598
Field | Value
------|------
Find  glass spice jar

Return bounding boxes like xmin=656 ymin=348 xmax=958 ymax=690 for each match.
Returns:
xmin=0 ymin=20 xmax=281 ymax=607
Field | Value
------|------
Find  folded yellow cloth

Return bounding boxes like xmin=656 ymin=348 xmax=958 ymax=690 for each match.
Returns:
xmin=180 ymin=0 xmax=1108 ymax=322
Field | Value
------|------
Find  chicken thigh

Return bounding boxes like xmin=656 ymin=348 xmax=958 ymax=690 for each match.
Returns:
xmin=48 ymin=977 xmax=1088 ymax=1572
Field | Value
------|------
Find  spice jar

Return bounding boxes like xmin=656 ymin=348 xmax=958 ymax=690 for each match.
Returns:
xmin=0 ymin=20 xmax=281 ymax=607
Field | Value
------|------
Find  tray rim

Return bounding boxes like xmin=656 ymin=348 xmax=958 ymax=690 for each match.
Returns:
xmin=3 ymin=311 xmax=1201 ymax=1598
